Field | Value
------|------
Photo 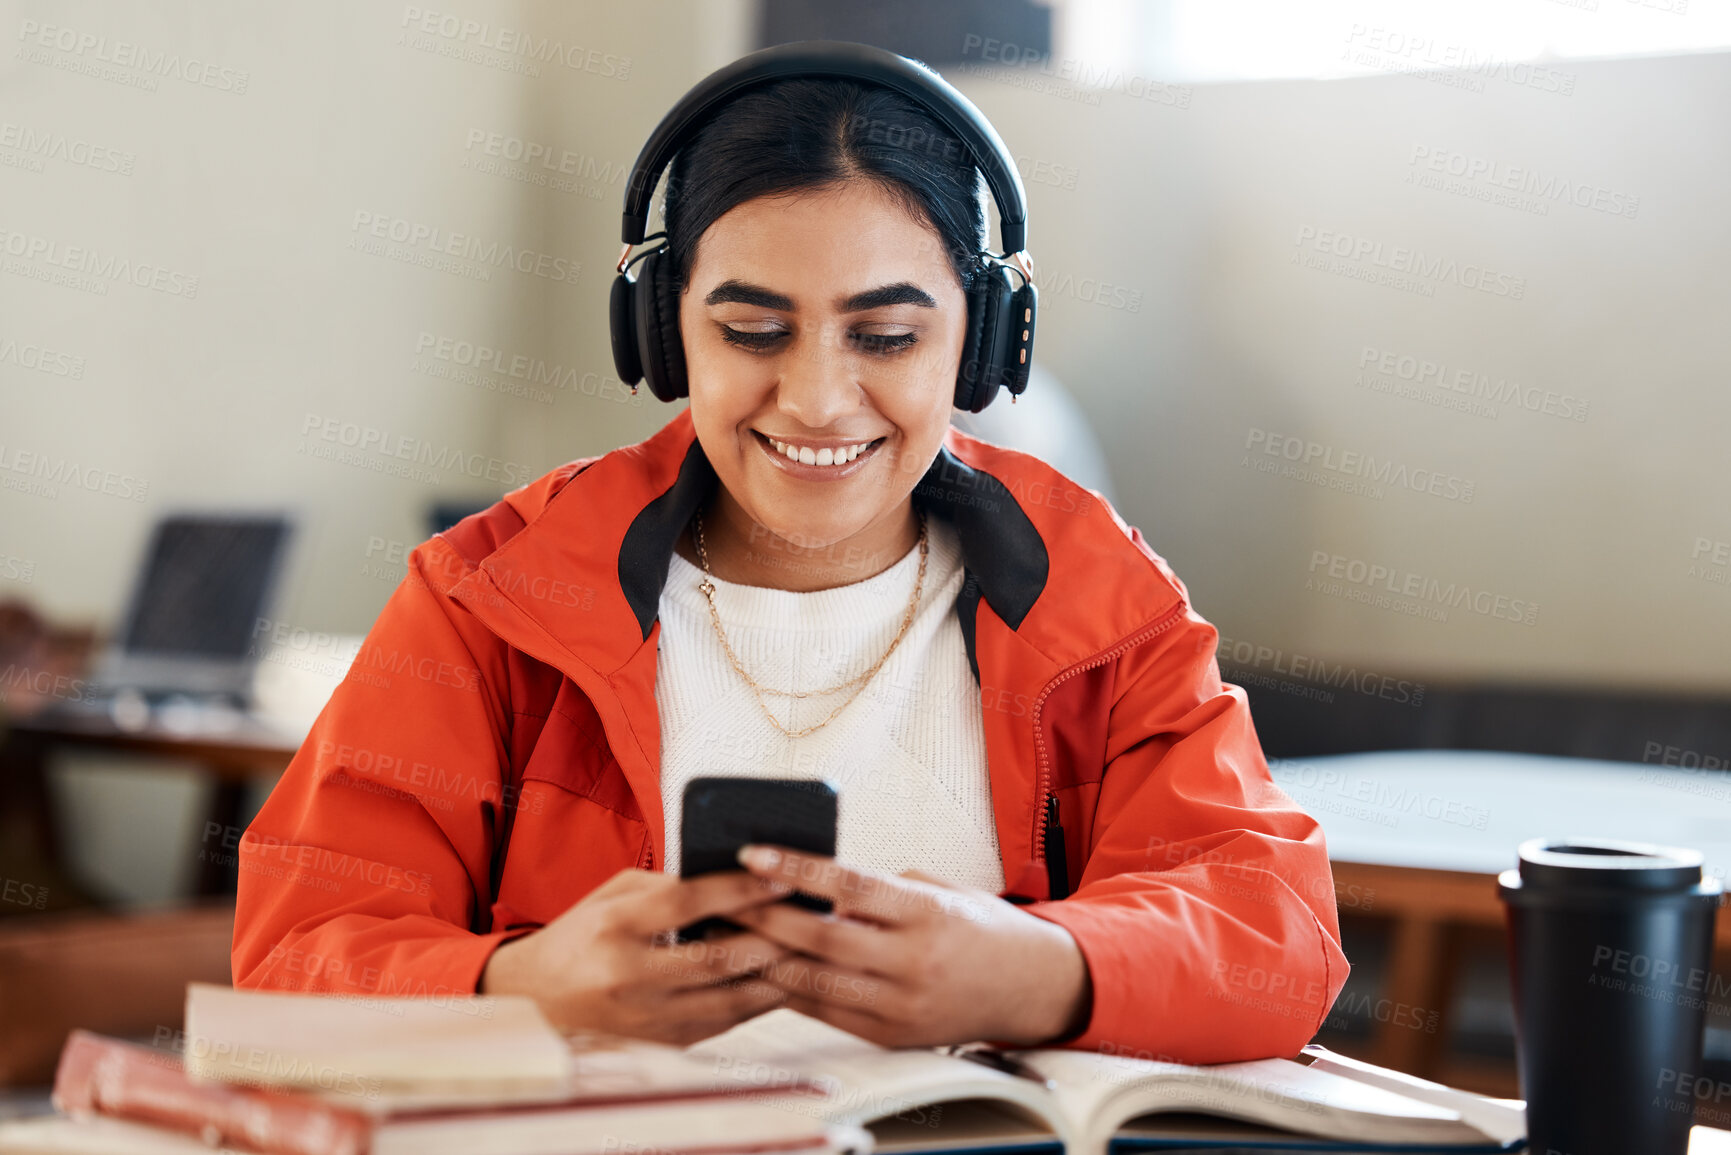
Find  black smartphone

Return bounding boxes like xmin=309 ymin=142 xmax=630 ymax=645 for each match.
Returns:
xmin=677 ymin=776 xmax=838 ymax=942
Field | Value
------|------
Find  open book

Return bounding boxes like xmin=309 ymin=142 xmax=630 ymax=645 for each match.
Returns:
xmin=688 ymin=1009 xmax=1526 ymax=1155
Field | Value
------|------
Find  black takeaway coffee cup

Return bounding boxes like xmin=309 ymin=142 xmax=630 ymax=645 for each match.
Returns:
xmin=1498 ymin=837 xmax=1722 ymax=1155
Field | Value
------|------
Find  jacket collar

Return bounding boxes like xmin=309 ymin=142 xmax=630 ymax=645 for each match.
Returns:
xmin=614 ymin=417 xmax=1051 ymax=640
xmin=461 ymin=406 xmax=1176 ymax=683
xmin=447 ymin=406 xmax=1184 ymax=879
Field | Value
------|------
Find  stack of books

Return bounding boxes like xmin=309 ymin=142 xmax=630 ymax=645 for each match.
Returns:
xmin=0 ymin=984 xmax=1526 ymax=1154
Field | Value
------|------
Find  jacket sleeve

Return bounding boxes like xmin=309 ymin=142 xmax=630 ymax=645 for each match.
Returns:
xmin=230 ymin=538 xmax=521 ymax=998
xmin=1024 ymin=576 xmax=1350 ymax=1063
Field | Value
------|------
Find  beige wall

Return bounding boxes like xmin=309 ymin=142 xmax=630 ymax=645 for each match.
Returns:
xmin=3 ymin=1 xmax=1727 ymax=694
xmin=0 ymin=0 xmax=743 ymax=643
xmin=950 ymin=46 xmax=1731 ymax=691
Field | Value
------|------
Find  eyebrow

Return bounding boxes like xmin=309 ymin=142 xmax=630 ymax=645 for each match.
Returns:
xmin=702 ymin=279 xmax=937 ymax=312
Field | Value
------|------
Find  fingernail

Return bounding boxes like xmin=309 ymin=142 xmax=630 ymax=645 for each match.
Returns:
xmin=739 ymin=845 xmax=781 ymax=871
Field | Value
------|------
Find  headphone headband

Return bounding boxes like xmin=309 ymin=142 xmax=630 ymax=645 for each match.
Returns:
xmin=619 ymin=39 xmax=1028 ymax=255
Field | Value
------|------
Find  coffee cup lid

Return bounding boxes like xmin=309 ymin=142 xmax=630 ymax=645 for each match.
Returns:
xmin=1515 ymin=837 xmax=1706 ymax=893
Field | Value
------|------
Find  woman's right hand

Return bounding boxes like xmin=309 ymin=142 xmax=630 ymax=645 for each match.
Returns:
xmin=479 ymin=868 xmax=798 ymax=1045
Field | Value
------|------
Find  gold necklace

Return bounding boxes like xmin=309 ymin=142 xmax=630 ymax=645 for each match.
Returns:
xmin=692 ymin=507 xmax=928 ymax=739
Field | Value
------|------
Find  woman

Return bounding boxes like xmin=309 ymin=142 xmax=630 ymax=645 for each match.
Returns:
xmin=232 ymin=44 xmax=1348 ymax=1061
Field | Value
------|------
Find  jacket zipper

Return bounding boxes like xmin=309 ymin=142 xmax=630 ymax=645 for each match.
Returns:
xmin=1028 ymin=601 xmax=1189 ymax=898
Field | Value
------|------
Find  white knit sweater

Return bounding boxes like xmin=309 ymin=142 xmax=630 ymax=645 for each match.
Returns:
xmin=655 ymin=515 xmax=1006 ymax=892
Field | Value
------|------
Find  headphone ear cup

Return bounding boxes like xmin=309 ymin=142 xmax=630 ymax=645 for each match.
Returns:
xmin=956 ymin=264 xmax=1016 ymax=413
xmin=633 ymin=248 xmax=689 ymax=402
xmin=955 ymin=266 xmax=990 ymax=413
xmin=610 ymin=270 xmax=645 ymax=387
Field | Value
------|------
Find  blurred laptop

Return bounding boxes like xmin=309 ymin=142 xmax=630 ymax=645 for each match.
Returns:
xmin=78 ymin=513 xmax=294 ymax=711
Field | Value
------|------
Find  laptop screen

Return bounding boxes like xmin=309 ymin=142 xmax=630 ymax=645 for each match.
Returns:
xmin=120 ymin=516 xmax=291 ymax=659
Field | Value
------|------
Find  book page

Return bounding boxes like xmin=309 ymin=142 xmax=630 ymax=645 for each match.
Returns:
xmin=1015 ymin=1050 xmax=1487 ymax=1152
xmin=182 ymin=983 xmax=571 ymax=1097
xmin=689 ymin=1009 xmax=1069 ymax=1142
xmin=1298 ymin=1046 xmax=1525 ymax=1145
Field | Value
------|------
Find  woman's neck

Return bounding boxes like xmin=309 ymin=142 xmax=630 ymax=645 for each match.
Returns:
xmin=674 ymin=491 xmax=921 ymax=592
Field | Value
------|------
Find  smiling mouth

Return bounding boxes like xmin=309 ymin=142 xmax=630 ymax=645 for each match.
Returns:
xmin=753 ymin=430 xmax=886 ymax=468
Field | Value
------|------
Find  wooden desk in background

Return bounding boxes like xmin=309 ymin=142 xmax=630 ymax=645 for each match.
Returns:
xmin=0 ymin=703 xmax=296 ymax=1082
xmin=0 ymin=707 xmax=299 ymax=899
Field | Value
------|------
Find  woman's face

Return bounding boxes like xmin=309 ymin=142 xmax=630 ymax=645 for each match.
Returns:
xmin=679 ymin=179 xmax=969 ymax=553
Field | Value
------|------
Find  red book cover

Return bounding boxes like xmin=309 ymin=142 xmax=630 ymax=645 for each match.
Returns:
xmin=52 ymin=1030 xmax=372 ymax=1155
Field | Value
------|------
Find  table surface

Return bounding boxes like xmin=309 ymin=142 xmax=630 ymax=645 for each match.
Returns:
xmin=7 ymin=702 xmax=302 ymax=779
xmin=1269 ymin=749 xmax=1730 ymax=881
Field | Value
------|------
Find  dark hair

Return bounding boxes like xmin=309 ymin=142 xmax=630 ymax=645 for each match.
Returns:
xmin=662 ymin=77 xmax=988 ymax=294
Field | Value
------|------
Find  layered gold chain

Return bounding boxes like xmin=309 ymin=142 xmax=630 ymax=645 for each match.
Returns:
xmin=691 ymin=507 xmax=929 ymax=739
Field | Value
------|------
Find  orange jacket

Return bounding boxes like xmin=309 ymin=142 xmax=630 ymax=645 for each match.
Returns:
xmin=232 ymin=408 xmax=1348 ymax=1062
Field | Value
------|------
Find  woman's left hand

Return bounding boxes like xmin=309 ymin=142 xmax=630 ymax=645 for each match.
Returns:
xmin=728 ymin=845 xmax=1093 ymax=1048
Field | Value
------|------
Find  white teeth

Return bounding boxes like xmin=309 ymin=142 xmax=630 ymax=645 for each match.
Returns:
xmin=765 ymin=436 xmax=876 ymax=466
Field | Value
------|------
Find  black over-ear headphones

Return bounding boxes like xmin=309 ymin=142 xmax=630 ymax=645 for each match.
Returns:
xmin=609 ymin=40 xmax=1037 ymax=414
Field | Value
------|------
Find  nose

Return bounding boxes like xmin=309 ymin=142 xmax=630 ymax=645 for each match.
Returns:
xmin=774 ymin=330 xmax=859 ymax=430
